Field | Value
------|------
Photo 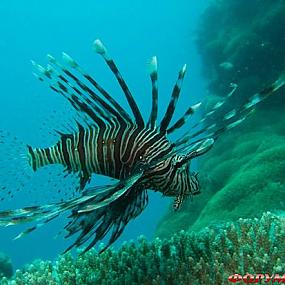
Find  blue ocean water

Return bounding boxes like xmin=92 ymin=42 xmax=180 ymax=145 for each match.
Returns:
xmin=0 ymin=0 xmax=209 ymax=269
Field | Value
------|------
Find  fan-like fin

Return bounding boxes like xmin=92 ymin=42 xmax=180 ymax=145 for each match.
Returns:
xmin=190 ymin=83 xmax=238 ymax=131
xmin=175 ymin=74 xmax=285 ymax=147
xmin=65 ymin=188 xmax=149 ymax=253
xmin=168 ymin=82 xmax=237 ymax=139
xmin=47 ymin=54 xmax=128 ymax=126
xmin=160 ymin=64 xmax=187 ymax=132
xmin=167 ymin=102 xmax=202 ymax=134
xmin=32 ymin=62 xmax=109 ymax=127
xmin=0 ymin=171 xmax=144 ymax=252
xmin=147 ymin=56 xmax=158 ymax=129
xmin=61 ymin=52 xmax=133 ymax=124
xmin=13 ymin=214 xmax=59 ymax=240
xmin=93 ymin=39 xmax=144 ymax=127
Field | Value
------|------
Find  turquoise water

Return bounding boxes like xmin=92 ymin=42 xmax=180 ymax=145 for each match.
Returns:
xmin=0 ymin=0 xmax=209 ymax=269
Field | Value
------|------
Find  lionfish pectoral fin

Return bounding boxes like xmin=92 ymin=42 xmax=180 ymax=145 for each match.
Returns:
xmin=76 ymin=171 xmax=144 ymax=213
xmin=79 ymin=173 xmax=91 ymax=191
xmin=175 ymin=73 xmax=285 ymax=147
xmin=63 ymin=171 xmax=147 ymax=253
xmin=186 ymin=138 xmax=215 ymax=158
xmin=0 ymin=171 xmax=145 ymax=252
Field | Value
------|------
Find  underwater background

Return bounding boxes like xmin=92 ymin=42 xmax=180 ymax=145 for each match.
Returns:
xmin=0 ymin=0 xmax=285 ymax=284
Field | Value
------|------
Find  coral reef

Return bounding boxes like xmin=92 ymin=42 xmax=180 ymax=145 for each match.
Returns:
xmin=0 ymin=252 xmax=13 ymax=279
xmin=1 ymin=212 xmax=284 ymax=285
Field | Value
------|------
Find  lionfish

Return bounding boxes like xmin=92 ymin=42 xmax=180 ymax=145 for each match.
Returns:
xmin=0 ymin=39 xmax=284 ymax=253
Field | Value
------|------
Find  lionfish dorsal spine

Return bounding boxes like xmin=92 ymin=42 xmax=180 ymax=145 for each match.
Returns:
xmin=166 ymin=102 xmax=202 ymax=134
xmin=159 ymin=64 xmax=187 ymax=133
xmin=47 ymin=56 xmax=121 ymax=126
xmin=147 ymin=56 xmax=159 ymax=129
xmin=93 ymin=39 xmax=145 ymax=127
xmin=61 ymin=52 xmax=133 ymax=124
xmin=174 ymin=73 xmax=285 ymax=149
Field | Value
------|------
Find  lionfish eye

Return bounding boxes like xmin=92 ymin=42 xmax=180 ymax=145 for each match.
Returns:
xmin=135 ymin=160 xmax=147 ymax=172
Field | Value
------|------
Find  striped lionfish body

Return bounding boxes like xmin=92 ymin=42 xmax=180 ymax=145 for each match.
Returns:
xmin=28 ymin=125 xmax=174 ymax=191
xmin=0 ymin=39 xmax=284 ymax=252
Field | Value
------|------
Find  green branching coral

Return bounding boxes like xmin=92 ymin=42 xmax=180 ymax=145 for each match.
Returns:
xmin=1 ymin=212 xmax=284 ymax=285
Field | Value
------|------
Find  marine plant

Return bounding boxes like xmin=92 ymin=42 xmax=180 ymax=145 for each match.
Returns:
xmin=1 ymin=212 xmax=284 ymax=285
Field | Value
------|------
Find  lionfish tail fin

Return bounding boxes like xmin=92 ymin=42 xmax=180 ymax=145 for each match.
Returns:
xmin=0 ymin=131 xmax=33 ymax=202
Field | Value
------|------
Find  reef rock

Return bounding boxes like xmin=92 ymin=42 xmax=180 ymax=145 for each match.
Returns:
xmin=0 ymin=252 xmax=13 ymax=279
xmin=196 ymin=0 xmax=285 ymax=106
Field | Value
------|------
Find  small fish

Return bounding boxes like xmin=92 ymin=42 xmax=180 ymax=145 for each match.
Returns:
xmin=0 ymin=39 xmax=284 ymax=253
xmin=219 ymin=61 xmax=234 ymax=70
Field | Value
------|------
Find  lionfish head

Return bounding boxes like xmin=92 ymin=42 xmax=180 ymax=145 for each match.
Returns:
xmin=162 ymin=138 xmax=214 ymax=210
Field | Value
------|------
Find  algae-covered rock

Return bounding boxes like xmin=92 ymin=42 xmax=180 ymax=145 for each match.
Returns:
xmin=0 ymin=252 xmax=13 ymax=279
xmin=197 ymin=0 xmax=285 ymax=106
xmin=156 ymin=109 xmax=285 ymax=237
xmin=190 ymin=111 xmax=285 ymax=231
xmin=155 ymin=0 xmax=285 ymax=239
